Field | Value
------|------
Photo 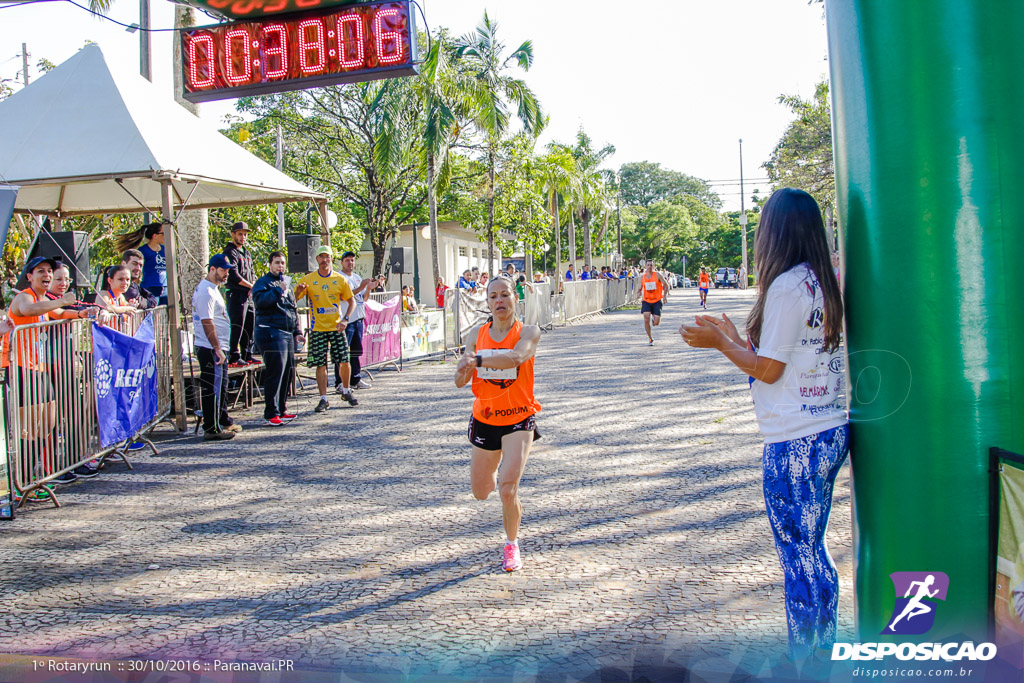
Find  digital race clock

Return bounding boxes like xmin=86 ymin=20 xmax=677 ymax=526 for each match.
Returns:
xmin=180 ymin=0 xmax=417 ymax=103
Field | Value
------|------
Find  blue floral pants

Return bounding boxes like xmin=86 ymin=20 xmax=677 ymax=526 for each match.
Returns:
xmin=762 ymin=423 xmax=850 ymax=659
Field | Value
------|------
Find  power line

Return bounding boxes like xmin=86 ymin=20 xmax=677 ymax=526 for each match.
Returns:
xmin=0 ymin=0 xmax=223 ymax=29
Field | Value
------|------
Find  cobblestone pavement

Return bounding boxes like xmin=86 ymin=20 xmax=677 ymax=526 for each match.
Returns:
xmin=0 ymin=287 xmax=853 ymax=681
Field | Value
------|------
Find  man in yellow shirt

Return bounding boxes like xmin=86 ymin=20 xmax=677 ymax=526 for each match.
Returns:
xmin=295 ymin=246 xmax=358 ymax=413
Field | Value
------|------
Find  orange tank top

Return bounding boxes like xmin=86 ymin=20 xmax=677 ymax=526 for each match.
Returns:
xmin=699 ymin=272 xmax=710 ymax=288
xmin=641 ymin=272 xmax=664 ymax=303
xmin=472 ymin=320 xmax=542 ymax=426
xmin=2 ymin=288 xmax=46 ymax=370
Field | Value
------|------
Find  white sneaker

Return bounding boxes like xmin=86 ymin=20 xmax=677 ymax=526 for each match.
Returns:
xmin=356 ymin=379 xmax=372 ymax=389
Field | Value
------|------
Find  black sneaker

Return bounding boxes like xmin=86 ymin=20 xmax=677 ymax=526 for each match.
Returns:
xmin=53 ymin=471 xmax=77 ymax=485
xmin=340 ymin=390 xmax=359 ymax=407
xmin=315 ymin=398 xmax=330 ymax=413
xmin=73 ymin=465 xmax=99 ymax=479
xmin=203 ymin=431 xmax=236 ymax=441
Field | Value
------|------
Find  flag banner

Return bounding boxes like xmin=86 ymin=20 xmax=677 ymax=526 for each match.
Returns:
xmin=361 ymin=296 xmax=401 ymax=367
xmin=0 ymin=185 xmax=18 ymax=259
xmin=93 ymin=316 xmax=158 ymax=448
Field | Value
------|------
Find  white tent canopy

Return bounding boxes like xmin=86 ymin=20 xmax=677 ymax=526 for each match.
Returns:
xmin=0 ymin=44 xmax=324 ymax=216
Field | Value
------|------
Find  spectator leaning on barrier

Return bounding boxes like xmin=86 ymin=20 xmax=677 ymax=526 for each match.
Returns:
xmin=192 ymin=254 xmax=240 ymax=441
xmin=565 ymin=263 xmax=575 ymax=281
xmin=295 ymin=246 xmax=358 ymax=413
xmin=579 ymin=266 xmax=591 ymax=281
xmin=45 ymin=264 xmax=102 ymax=479
xmin=121 ymin=249 xmax=158 ymax=310
xmin=223 ymin=222 xmax=257 ymax=367
xmin=4 ymin=257 xmax=70 ymax=496
xmin=46 ymin=264 xmax=95 ymax=322
xmin=252 ymin=251 xmax=303 ymax=427
xmin=458 ymin=270 xmax=476 ymax=291
xmin=340 ymin=250 xmax=381 ymax=391
xmin=401 ymin=285 xmax=419 ymax=313
xmin=98 ymin=265 xmax=138 ymax=328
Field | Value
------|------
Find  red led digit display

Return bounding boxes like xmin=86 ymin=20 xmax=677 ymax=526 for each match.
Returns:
xmin=191 ymin=0 xmax=359 ymax=21
xmin=181 ymin=0 xmax=417 ymax=104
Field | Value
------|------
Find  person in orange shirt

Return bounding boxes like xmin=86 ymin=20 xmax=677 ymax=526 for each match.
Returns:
xmin=698 ymin=267 xmax=712 ymax=309
xmin=5 ymin=257 xmax=76 ymax=498
xmin=640 ymin=259 xmax=670 ymax=345
xmin=455 ymin=277 xmax=541 ymax=572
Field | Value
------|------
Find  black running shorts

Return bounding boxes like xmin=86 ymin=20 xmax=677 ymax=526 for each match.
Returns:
xmin=467 ymin=414 xmax=540 ymax=451
xmin=641 ymin=300 xmax=663 ymax=316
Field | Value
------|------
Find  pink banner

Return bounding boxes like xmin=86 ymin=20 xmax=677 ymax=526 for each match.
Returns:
xmin=361 ymin=296 xmax=401 ymax=366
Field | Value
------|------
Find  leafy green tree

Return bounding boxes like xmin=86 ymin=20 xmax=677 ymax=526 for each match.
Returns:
xmin=236 ymin=78 xmax=427 ymax=277
xmin=619 ymin=161 xmax=721 ymax=210
xmin=621 ymin=200 xmax=695 ymax=265
xmin=456 ymin=11 xmax=544 ymax=274
xmin=763 ymin=79 xmax=834 ymax=211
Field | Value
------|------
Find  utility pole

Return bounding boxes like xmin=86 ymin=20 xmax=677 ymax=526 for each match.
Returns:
xmin=616 ymin=173 xmax=622 ymax=269
xmin=140 ymin=0 xmax=152 ymax=81
xmin=739 ymin=138 xmax=748 ymax=289
xmin=21 ymin=43 xmax=29 ymax=85
xmin=276 ymin=126 xmax=285 ymax=247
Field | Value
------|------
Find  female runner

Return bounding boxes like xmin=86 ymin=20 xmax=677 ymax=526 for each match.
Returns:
xmin=455 ymin=277 xmax=541 ymax=572
xmin=680 ymin=188 xmax=848 ymax=661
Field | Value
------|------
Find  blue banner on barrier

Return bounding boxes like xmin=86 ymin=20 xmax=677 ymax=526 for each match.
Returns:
xmin=93 ymin=316 xmax=158 ymax=448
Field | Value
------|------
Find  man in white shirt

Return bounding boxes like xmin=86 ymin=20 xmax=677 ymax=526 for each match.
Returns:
xmin=339 ymin=250 xmax=383 ymax=390
xmin=192 ymin=254 xmax=239 ymax=440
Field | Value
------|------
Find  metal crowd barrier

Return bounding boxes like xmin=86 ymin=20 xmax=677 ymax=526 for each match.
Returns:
xmin=6 ymin=306 xmax=173 ymax=508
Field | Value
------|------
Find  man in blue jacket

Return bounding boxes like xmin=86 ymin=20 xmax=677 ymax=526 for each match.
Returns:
xmin=251 ymin=251 xmax=304 ymax=426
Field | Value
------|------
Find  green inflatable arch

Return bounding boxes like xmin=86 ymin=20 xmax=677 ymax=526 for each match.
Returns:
xmin=826 ymin=1 xmax=1024 ymax=640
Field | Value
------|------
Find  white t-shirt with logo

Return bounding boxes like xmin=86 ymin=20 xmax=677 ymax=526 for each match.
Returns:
xmin=750 ymin=262 xmax=847 ymax=443
xmin=342 ymin=270 xmax=364 ymax=321
xmin=192 ymin=279 xmax=231 ymax=351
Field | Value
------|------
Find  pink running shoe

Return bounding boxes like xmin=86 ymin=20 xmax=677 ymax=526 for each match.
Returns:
xmin=502 ymin=542 xmax=522 ymax=572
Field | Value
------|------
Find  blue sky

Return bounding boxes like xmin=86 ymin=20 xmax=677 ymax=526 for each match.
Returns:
xmin=0 ymin=0 xmax=829 ymax=210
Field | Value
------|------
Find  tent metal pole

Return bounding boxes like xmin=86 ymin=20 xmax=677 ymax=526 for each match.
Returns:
xmin=161 ymin=179 xmax=187 ymax=431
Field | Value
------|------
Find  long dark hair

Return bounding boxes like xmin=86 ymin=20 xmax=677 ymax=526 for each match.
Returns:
xmin=113 ymin=222 xmax=165 ymax=253
xmin=102 ymin=264 xmax=130 ymax=292
xmin=747 ymin=188 xmax=843 ymax=353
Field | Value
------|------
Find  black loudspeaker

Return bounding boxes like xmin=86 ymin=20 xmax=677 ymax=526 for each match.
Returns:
xmin=287 ymin=234 xmax=321 ymax=273
xmin=391 ymin=246 xmax=413 ymax=274
xmin=17 ymin=230 xmax=90 ymax=290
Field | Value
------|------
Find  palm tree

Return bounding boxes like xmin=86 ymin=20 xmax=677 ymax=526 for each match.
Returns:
xmin=417 ymin=32 xmax=478 ymax=296
xmin=566 ymin=129 xmax=614 ymax=269
xmin=456 ymin=12 xmax=544 ymax=275
xmin=536 ymin=146 xmax=577 ymax=289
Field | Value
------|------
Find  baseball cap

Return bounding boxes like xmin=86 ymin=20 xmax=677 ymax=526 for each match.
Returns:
xmin=209 ymin=254 xmax=236 ymax=269
xmin=316 ymin=246 xmax=333 ymax=258
xmin=25 ymin=256 xmax=59 ymax=273
xmin=230 ymin=221 xmax=250 ymax=232
xmin=341 ymin=250 xmax=356 ymax=260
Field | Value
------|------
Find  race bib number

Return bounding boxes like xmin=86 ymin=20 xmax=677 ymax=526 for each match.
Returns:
xmin=644 ymin=281 xmax=657 ymax=291
xmin=476 ymin=349 xmax=517 ymax=381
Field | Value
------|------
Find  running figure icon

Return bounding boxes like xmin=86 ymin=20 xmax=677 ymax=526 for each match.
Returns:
xmin=886 ymin=574 xmax=939 ymax=633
